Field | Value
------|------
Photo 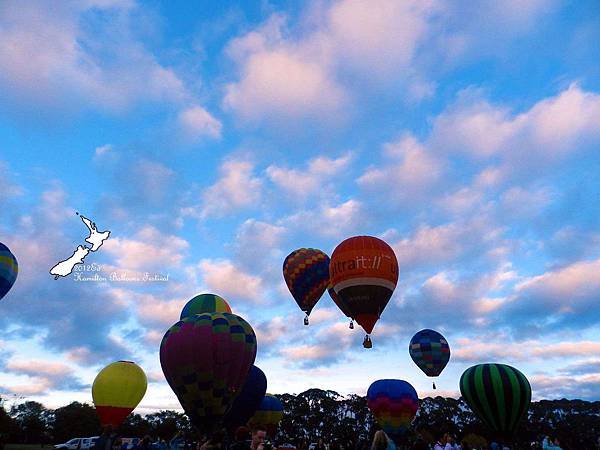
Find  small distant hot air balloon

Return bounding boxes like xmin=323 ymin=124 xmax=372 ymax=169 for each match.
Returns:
xmin=223 ymin=365 xmax=268 ymax=431
xmin=0 ymin=242 xmax=18 ymax=301
xmin=180 ymin=293 xmax=232 ymax=319
xmin=160 ymin=312 xmax=257 ymax=433
xmin=330 ymin=236 xmax=399 ymax=347
xmin=248 ymin=394 xmax=284 ymax=436
xmin=92 ymin=360 xmax=147 ymax=428
xmin=283 ymin=248 xmax=330 ymax=326
xmin=409 ymin=329 xmax=451 ymax=389
xmin=460 ymin=363 xmax=531 ymax=436
xmin=367 ymin=379 xmax=419 ymax=442
xmin=328 ymin=283 xmax=354 ymax=329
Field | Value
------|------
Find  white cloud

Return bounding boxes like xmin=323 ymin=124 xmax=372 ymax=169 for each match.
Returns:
xmin=197 ymin=259 xmax=264 ymax=303
xmin=199 ymin=159 xmax=262 ymax=218
xmin=266 ymin=153 xmax=352 ymax=200
xmin=283 ymin=199 xmax=365 ymax=238
xmin=103 ymin=226 xmax=189 ymax=270
xmin=178 ymin=105 xmax=222 ymax=139
xmin=358 ymin=134 xmax=442 ymax=201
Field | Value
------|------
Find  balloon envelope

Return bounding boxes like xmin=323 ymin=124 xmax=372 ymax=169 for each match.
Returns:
xmin=160 ymin=312 xmax=257 ymax=433
xmin=459 ymin=363 xmax=531 ymax=434
xmin=92 ymin=360 xmax=147 ymax=427
xmin=180 ymin=293 xmax=232 ymax=319
xmin=330 ymin=236 xmax=398 ymax=335
xmin=409 ymin=329 xmax=450 ymax=377
xmin=223 ymin=365 xmax=268 ymax=430
xmin=248 ymin=394 xmax=284 ymax=436
xmin=367 ymin=379 xmax=418 ymax=439
xmin=0 ymin=242 xmax=18 ymax=301
xmin=283 ymin=248 xmax=330 ymax=317
xmin=328 ymin=283 xmax=352 ymax=319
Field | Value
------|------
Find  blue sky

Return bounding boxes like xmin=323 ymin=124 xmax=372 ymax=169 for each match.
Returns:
xmin=1 ymin=0 xmax=600 ymax=414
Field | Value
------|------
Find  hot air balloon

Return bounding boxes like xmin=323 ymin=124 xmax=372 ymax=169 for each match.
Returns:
xmin=283 ymin=248 xmax=330 ymax=325
xmin=459 ymin=363 xmax=531 ymax=436
xmin=367 ymin=379 xmax=419 ymax=442
xmin=330 ymin=236 xmax=398 ymax=347
xmin=409 ymin=329 xmax=451 ymax=389
xmin=248 ymin=394 xmax=284 ymax=436
xmin=223 ymin=365 xmax=268 ymax=431
xmin=180 ymin=293 xmax=232 ymax=319
xmin=92 ymin=360 xmax=147 ymax=428
xmin=160 ymin=312 xmax=257 ymax=433
xmin=328 ymin=283 xmax=354 ymax=329
xmin=0 ymin=242 xmax=18 ymax=301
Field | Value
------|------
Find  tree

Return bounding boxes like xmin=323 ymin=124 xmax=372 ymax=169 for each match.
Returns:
xmin=145 ymin=410 xmax=192 ymax=439
xmin=51 ymin=402 xmax=100 ymax=442
xmin=10 ymin=401 xmax=51 ymax=443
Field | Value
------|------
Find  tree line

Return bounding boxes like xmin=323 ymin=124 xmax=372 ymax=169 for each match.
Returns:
xmin=1 ymin=390 xmax=599 ymax=449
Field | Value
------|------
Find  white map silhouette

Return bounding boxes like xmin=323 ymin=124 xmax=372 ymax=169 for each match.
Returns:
xmin=49 ymin=213 xmax=111 ymax=280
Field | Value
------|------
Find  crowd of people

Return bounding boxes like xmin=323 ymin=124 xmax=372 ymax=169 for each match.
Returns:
xmin=89 ymin=425 xmax=591 ymax=450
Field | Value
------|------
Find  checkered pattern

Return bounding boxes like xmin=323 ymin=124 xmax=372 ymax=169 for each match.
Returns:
xmin=283 ymin=248 xmax=330 ymax=315
xmin=409 ymin=329 xmax=450 ymax=377
xmin=0 ymin=242 xmax=18 ymax=300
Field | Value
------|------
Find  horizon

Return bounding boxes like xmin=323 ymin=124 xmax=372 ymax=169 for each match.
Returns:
xmin=1 ymin=0 xmax=600 ymax=415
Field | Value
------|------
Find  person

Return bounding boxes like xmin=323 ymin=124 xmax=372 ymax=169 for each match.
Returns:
xmin=230 ymin=427 xmax=251 ymax=450
xmin=410 ymin=438 xmax=428 ymax=450
xmin=94 ymin=426 xmax=118 ymax=450
xmin=170 ymin=432 xmax=185 ymax=450
xmin=371 ymin=431 xmax=395 ymax=450
xmin=251 ymin=426 xmax=267 ymax=450
xmin=136 ymin=436 xmax=153 ymax=450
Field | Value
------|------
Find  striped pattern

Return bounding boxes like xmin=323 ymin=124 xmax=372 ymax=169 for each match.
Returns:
xmin=283 ymin=248 xmax=330 ymax=315
xmin=459 ymin=363 xmax=531 ymax=434
xmin=367 ymin=379 xmax=419 ymax=438
xmin=180 ymin=293 xmax=232 ymax=319
xmin=0 ymin=242 xmax=18 ymax=301
xmin=409 ymin=329 xmax=450 ymax=377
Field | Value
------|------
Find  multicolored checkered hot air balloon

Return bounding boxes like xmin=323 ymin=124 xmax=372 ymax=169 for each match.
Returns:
xmin=0 ymin=242 xmax=18 ymax=301
xmin=223 ymin=365 xmax=267 ymax=431
xmin=160 ymin=312 xmax=257 ymax=433
xmin=460 ymin=363 xmax=531 ymax=436
xmin=330 ymin=236 xmax=399 ymax=347
xmin=92 ymin=360 xmax=147 ymax=428
xmin=367 ymin=379 xmax=419 ymax=442
xmin=180 ymin=293 xmax=232 ymax=319
xmin=248 ymin=394 xmax=284 ymax=436
xmin=409 ymin=329 xmax=451 ymax=389
xmin=283 ymin=248 xmax=330 ymax=326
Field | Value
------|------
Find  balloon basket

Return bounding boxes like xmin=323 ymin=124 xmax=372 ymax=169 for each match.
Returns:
xmin=349 ymin=320 xmax=354 ymax=329
xmin=433 ymin=382 xmax=436 ymax=389
xmin=363 ymin=335 xmax=372 ymax=348
xmin=304 ymin=315 xmax=309 ymax=326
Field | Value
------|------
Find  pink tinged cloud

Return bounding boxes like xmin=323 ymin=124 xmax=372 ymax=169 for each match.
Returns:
xmin=198 ymin=259 xmax=264 ymax=303
xmin=178 ymin=106 xmax=223 ymax=139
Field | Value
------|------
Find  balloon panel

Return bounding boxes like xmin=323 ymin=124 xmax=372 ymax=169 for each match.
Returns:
xmin=0 ymin=242 xmax=18 ymax=300
xmin=409 ymin=329 xmax=450 ymax=377
xmin=160 ymin=313 xmax=257 ymax=431
xmin=459 ymin=363 xmax=531 ymax=434
xmin=180 ymin=293 xmax=232 ymax=319
xmin=283 ymin=248 xmax=329 ymax=314
xmin=330 ymin=236 xmax=398 ymax=334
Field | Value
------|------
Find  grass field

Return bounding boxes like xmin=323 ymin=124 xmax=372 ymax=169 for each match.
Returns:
xmin=5 ymin=445 xmax=46 ymax=450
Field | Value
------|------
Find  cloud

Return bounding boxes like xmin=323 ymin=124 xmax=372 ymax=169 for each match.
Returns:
xmin=178 ymin=105 xmax=223 ymax=140
xmin=266 ymin=153 xmax=353 ymax=201
xmin=2 ymin=358 xmax=86 ymax=393
xmin=501 ymin=258 xmax=600 ymax=330
xmin=197 ymin=259 xmax=265 ymax=304
xmin=103 ymin=226 xmax=189 ymax=271
xmin=196 ymin=159 xmax=262 ymax=219
xmin=530 ymin=372 xmax=600 ymax=400
xmin=429 ymin=84 xmax=600 ymax=164
xmin=0 ymin=161 xmax=23 ymax=204
xmin=358 ymin=134 xmax=443 ymax=202
xmin=234 ymin=219 xmax=287 ymax=271
xmin=0 ymin=1 xmax=195 ymax=113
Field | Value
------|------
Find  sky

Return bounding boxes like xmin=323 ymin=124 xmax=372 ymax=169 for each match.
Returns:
xmin=0 ymin=0 xmax=600 ymax=415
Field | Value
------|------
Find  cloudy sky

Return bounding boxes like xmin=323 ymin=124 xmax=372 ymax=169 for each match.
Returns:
xmin=1 ymin=0 xmax=599 ymax=414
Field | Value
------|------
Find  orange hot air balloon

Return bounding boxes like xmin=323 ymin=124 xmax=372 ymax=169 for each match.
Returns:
xmin=92 ymin=360 xmax=147 ymax=427
xmin=330 ymin=236 xmax=399 ymax=348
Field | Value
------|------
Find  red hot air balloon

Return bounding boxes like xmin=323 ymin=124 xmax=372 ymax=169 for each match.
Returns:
xmin=330 ymin=236 xmax=398 ymax=348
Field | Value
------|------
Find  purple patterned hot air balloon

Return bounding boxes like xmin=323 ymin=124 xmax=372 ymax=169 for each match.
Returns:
xmin=160 ymin=312 xmax=257 ymax=433
xmin=367 ymin=379 xmax=419 ymax=441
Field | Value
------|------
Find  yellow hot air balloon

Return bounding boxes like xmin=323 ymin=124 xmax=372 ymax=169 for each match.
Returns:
xmin=92 ymin=360 xmax=147 ymax=427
